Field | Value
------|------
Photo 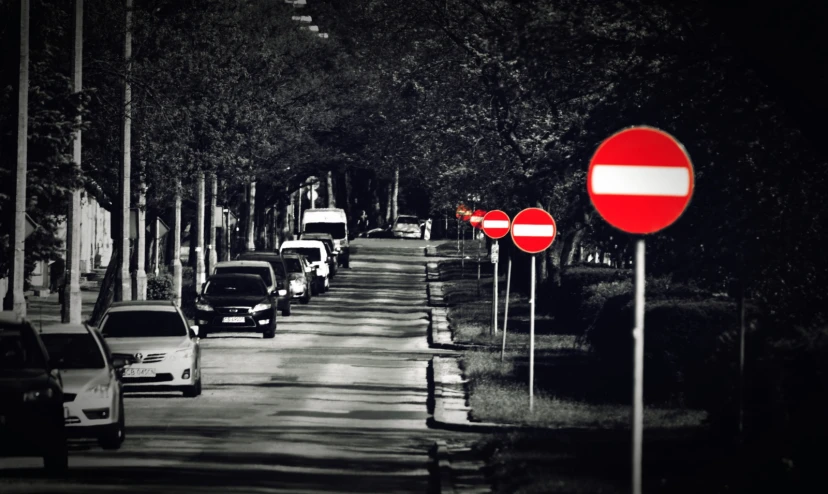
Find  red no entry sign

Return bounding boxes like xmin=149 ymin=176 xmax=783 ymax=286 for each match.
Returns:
xmin=455 ymin=204 xmax=472 ymax=220
xmin=481 ymin=210 xmax=510 ymax=239
xmin=511 ymin=208 xmax=556 ymax=253
xmin=588 ymin=126 xmax=694 ymax=234
xmin=470 ymin=209 xmax=486 ymax=229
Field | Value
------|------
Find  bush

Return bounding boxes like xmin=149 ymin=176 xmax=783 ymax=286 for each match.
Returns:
xmin=585 ymin=296 xmax=744 ymax=407
xmin=146 ymin=272 xmax=174 ymax=300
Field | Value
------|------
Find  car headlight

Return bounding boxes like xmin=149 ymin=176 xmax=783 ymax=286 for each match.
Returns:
xmin=174 ymin=347 xmax=193 ymax=360
xmin=278 ymin=289 xmax=287 ymax=296
xmin=23 ymin=388 xmax=55 ymax=402
xmin=86 ymin=384 xmax=112 ymax=398
xmin=251 ymin=302 xmax=270 ymax=313
xmin=195 ymin=300 xmax=214 ymax=311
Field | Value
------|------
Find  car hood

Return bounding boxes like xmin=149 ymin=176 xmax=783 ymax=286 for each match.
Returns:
xmin=0 ymin=369 xmax=51 ymax=393
xmin=394 ymin=224 xmax=420 ymax=231
xmin=58 ymin=367 xmax=110 ymax=394
xmin=201 ymin=295 xmax=268 ymax=308
xmin=105 ymin=336 xmax=190 ymax=354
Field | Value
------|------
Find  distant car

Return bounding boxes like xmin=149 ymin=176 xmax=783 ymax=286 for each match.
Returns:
xmin=233 ymin=253 xmax=292 ymax=316
xmin=40 ymin=323 xmax=133 ymax=450
xmin=302 ymin=208 xmax=351 ymax=268
xmin=280 ymin=240 xmax=331 ymax=293
xmin=196 ymin=273 xmax=278 ymax=339
xmin=299 ymin=234 xmax=338 ymax=278
xmin=391 ymin=215 xmax=423 ymax=239
xmin=214 ymin=260 xmax=289 ymax=316
xmin=0 ymin=312 xmax=68 ymax=472
xmin=281 ymin=253 xmax=313 ymax=304
xmin=99 ymin=301 xmax=202 ymax=397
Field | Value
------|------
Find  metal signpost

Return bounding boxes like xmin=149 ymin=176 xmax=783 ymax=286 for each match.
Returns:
xmin=481 ymin=210 xmax=510 ymax=338
xmin=470 ymin=209 xmax=486 ymax=296
xmin=509 ymin=207 xmax=557 ymax=411
xmin=587 ymin=126 xmax=694 ymax=494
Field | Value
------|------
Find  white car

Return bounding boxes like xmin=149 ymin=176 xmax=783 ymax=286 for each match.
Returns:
xmin=392 ymin=215 xmax=423 ymax=239
xmin=99 ymin=301 xmax=202 ymax=397
xmin=39 ymin=323 xmax=131 ymax=450
xmin=280 ymin=240 xmax=331 ymax=293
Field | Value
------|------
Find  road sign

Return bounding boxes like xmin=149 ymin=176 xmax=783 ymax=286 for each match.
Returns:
xmin=490 ymin=242 xmax=499 ymax=264
xmin=470 ymin=209 xmax=486 ymax=229
xmin=306 ymin=189 xmax=318 ymax=203
xmin=510 ymin=208 xmax=556 ymax=253
xmin=24 ymin=213 xmax=39 ymax=240
xmin=481 ymin=210 xmax=510 ymax=239
xmin=587 ymin=126 xmax=694 ymax=234
xmin=455 ymin=204 xmax=472 ymax=220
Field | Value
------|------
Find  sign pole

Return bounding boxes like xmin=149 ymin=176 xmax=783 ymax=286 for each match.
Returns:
xmin=501 ymin=254 xmax=511 ymax=362
xmin=632 ymin=238 xmax=645 ymax=494
xmin=529 ymin=254 xmax=536 ymax=412
xmin=477 ymin=233 xmax=481 ymax=297
xmin=461 ymin=223 xmax=465 ymax=278
xmin=456 ymin=219 xmax=460 ymax=252
xmin=492 ymin=240 xmax=498 ymax=336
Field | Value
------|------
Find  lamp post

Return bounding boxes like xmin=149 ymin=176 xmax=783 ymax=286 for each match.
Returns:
xmin=223 ymin=207 xmax=230 ymax=262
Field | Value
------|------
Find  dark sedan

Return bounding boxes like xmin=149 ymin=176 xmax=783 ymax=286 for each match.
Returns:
xmin=195 ymin=274 xmax=277 ymax=339
xmin=0 ymin=312 xmax=68 ymax=472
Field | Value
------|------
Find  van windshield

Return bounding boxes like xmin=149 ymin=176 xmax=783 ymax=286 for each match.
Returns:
xmin=303 ymin=222 xmax=345 ymax=239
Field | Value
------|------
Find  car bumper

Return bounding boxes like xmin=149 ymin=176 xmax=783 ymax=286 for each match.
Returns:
xmin=289 ymin=281 xmax=307 ymax=297
xmin=121 ymin=357 xmax=197 ymax=391
xmin=196 ymin=309 xmax=275 ymax=333
xmin=393 ymin=230 xmax=421 ymax=238
xmin=63 ymin=394 xmax=118 ymax=431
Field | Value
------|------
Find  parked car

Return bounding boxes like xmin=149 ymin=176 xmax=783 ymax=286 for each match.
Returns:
xmin=302 ymin=208 xmax=352 ymax=268
xmin=0 ymin=312 xmax=68 ymax=471
xmin=214 ymin=260 xmax=289 ymax=316
xmin=391 ymin=215 xmax=423 ymax=239
xmin=280 ymin=240 xmax=331 ymax=293
xmin=195 ymin=273 xmax=278 ymax=339
xmin=282 ymin=253 xmax=313 ymax=304
xmin=299 ymin=232 xmax=339 ymax=275
xmin=40 ymin=323 xmax=133 ymax=450
xmin=99 ymin=301 xmax=202 ymax=397
xmin=233 ymin=253 xmax=292 ymax=316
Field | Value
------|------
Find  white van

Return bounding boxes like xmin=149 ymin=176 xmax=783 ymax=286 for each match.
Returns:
xmin=280 ymin=240 xmax=331 ymax=292
xmin=301 ymin=208 xmax=352 ymax=268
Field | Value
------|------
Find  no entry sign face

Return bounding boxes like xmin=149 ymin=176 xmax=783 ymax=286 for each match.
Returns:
xmin=455 ymin=204 xmax=472 ymax=220
xmin=470 ymin=209 xmax=486 ymax=229
xmin=588 ymin=126 xmax=694 ymax=234
xmin=511 ymin=208 xmax=556 ymax=253
xmin=481 ymin=210 xmax=510 ymax=239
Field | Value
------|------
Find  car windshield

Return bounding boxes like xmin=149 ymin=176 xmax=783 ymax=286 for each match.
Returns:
xmin=41 ymin=333 xmax=105 ymax=369
xmin=204 ymin=277 xmax=267 ymax=296
xmin=282 ymin=247 xmax=321 ymax=262
xmin=284 ymin=258 xmax=303 ymax=273
xmin=397 ymin=217 xmax=419 ymax=225
xmin=100 ymin=311 xmax=187 ymax=338
xmin=0 ymin=327 xmax=47 ymax=370
xmin=238 ymin=256 xmax=286 ymax=278
xmin=303 ymin=222 xmax=345 ymax=239
xmin=215 ymin=266 xmax=273 ymax=285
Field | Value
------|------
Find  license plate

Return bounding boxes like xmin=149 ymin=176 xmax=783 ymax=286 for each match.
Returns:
xmin=123 ymin=367 xmax=156 ymax=378
xmin=222 ymin=316 xmax=245 ymax=323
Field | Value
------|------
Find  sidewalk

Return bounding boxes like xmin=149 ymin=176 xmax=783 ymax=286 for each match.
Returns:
xmin=23 ymin=289 xmax=99 ymax=327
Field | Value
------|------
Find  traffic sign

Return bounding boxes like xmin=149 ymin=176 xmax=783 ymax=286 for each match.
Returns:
xmin=455 ymin=204 xmax=472 ymax=220
xmin=470 ymin=209 xmax=486 ymax=229
xmin=587 ymin=126 xmax=694 ymax=234
xmin=481 ymin=210 xmax=510 ymax=239
xmin=510 ymin=208 xmax=556 ymax=254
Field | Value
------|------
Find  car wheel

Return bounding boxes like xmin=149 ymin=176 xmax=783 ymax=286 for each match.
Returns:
xmin=310 ymin=279 xmax=320 ymax=296
xmin=200 ymin=326 xmax=209 ymax=339
xmin=300 ymin=291 xmax=310 ymax=304
xmin=282 ymin=302 xmax=291 ymax=317
xmin=324 ymin=277 xmax=330 ymax=292
xmin=99 ymin=398 xmax=125 ymax=449
xmin=183 ymin=377 xmax=202 ymax=398
xmin=262 ymin=326 xmax=276 ymax=339
xmin=343 ymin=255 xmax=350 ymax=268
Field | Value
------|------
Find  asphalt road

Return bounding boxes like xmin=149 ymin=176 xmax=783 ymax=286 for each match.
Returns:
xmin=0 ymin=238 xmax=459 ymax=493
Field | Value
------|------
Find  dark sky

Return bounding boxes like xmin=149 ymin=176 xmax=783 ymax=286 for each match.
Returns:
xmin=704 ymin=1 xmax=828 ymax=146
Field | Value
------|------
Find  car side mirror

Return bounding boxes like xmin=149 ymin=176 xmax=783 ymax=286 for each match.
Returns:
xmin=49 ymin=368 xmax=61 ymax=380
xmin=201 ymin=282 xmax=207 ymax=294
xmin=189 ymin=325 xmax=200 ymax=337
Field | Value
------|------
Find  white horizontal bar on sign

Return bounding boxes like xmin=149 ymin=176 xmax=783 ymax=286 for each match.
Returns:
xmin=483 ymin=220 xmax=509 ymax=229
xmin=591 ymin=165 xmax=690 ymax=196
xmin=512 ymin=224 xmax=554 ymax=237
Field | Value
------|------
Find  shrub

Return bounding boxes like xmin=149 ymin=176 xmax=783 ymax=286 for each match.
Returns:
xmin=585 ymin=296 xmax=744 ymax=406
xmin=146 ymin=272 xmax=174 ymax=300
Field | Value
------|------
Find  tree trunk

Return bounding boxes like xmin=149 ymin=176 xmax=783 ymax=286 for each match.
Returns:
xmin=327 ymin=170 xmax=335 ymax=207
xmin=195 ymin=171 xmax=206 ymax=287
xmin=283 ymin=188 xmax=293 ymax=241
xmin=89 ymin=244 xmax=119 ymax=326
xmin=372 ymin=178 xmax=383 ymax=228
xmin=563 ymin=227 xmax=586 ymax=266
xmin=390 ymin=166 xmax=399 ymax=220
xmin=65 ymin=0 xmax=83 ymax=321
xmin=343 ymin=170 xmax=351 ymax=216
xmin=171 ymin=185 xmax=183 ymax=307
xmin=208 ymin=174 xmax=217 ymax=274
xmin=134 ymin=173 xmax=147 ymax=299
xmin=117 ymin=0 xmax=133 ymax=302
xmin=246 ymin=181 xmax=256 ymax=251
xmin=385 ymin=180 xmax=393 ymax=225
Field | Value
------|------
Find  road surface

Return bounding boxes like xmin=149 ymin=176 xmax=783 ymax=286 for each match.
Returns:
xmin=0 ymin=239 xmax=462 ymax=493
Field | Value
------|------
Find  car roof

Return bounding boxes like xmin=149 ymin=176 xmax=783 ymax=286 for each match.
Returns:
xmin=107 ymin=300 xmax=180 ymax=313
xmin=397 ymin=215 xmax=419 ymax=219
xmin=39 ymin=323 xmax=92 ymax=335
xmin=207 ymin=273 xmax=266 ymax=281
xmin=215 ymin=260 xmax=273 ymax=268
xmin=301 ymin=232 xmax=333 ymax=238
xmin=281 ymin=240 xmax=326 ymax=249
xmin=237 ymin=252 xmax=283 ymax=259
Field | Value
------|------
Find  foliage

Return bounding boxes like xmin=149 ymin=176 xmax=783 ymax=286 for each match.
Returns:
xmin=146 ymin=271 xmax=174 ymax=300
